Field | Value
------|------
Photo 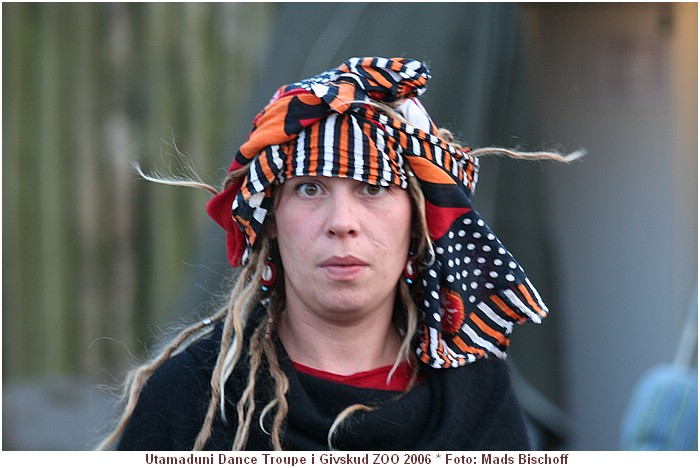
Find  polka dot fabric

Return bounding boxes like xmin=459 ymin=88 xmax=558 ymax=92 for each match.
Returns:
xmin=416 ymin=208 xmax=548 ymax=368
xmin=206 ymin=57 xmax=549 ymax=368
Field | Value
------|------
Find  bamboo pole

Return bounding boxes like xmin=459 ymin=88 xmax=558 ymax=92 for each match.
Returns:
xmin=144 ymin=2 xmax=180 ymax=331
xmin=2 ymin=3 xmax=30 ymax=376
xmin=105 ymin=3 xmax=138 ymax=365
xmin=182 ymin=2 xmax=210 ymax=242
xmin=38 ymin=3 xmax=72 ymax=373
xmin=73 ymin=3 xmax=103 ymax=375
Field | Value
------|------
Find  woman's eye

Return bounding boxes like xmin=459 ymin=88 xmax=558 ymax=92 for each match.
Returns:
xmin=362 ymin=184 xmax=385 ymax=196
xmin=296 ymin=182 xmax=321 ymax=197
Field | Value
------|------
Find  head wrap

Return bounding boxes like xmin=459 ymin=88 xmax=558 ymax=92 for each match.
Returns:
xmin=207 ymin=57 xmax=548 ymax=368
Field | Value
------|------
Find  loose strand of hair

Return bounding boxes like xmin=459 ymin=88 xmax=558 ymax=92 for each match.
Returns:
xmin=219 ymin=240 xmax=272 ymax=407
xmin=218 ymin=263 xmax=262 ymax=413
xmin=405 ymin=170 xmax=434 ymax=268
xmin=327 ymin=404 xmax=375 ymax=450
xmin=192 ymin=243 xmax=269 ymax=449
xmin=131 ymin=161 xmax=219 ymax=195
xmin=389 ymin=280 xmax=420 ymax=383
xmin=192 ymin=273 xmax=250 ymax=449
xmin=231 ymin=318 xmax=267 ymax=450
xmin=192 ymin=301 xmax=244 ymax=450
xmin=467 ymin=146 xmax=586 ymax=163
xmin=261 ymin=324 xmax=290 ymax=451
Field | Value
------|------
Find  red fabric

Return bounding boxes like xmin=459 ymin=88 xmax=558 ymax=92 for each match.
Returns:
xmin=424 ymin=199 xmax=471 ymax=241
xmin=293 ymin=360 xmax=419 ymax=392
xmin=205 ymin=180 xmax=245 ymax=267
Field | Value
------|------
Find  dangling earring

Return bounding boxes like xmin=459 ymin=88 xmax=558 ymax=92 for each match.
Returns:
xmin=261 ymin=256 xmax=277 ymax=291
xmin=404 ymin=256 xmax=418 ymax=284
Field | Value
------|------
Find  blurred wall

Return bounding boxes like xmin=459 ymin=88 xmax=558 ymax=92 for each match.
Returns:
xmin=523 ymin=3 xmax=697 ymax=449
xmin=2 ymin=3 xmax=273 ymax=379
xmin=2 ymin=2 xmax=274 ymax=449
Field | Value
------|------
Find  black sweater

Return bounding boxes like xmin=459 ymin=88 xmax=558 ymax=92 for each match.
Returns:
xmin=117 ymin=321 xmax=530 ymax=451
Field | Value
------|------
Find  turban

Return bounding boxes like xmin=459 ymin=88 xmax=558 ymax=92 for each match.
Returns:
xmin=206 ymin=57 xmax=547 ymax=368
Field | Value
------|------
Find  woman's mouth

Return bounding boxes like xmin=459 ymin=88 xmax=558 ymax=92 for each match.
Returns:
xmin=319 ymin=256 xmax=369 ymax=282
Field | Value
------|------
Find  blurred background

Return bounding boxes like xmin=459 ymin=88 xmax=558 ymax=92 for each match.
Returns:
xmin=2 ymin=2 xmax=697 ymax=451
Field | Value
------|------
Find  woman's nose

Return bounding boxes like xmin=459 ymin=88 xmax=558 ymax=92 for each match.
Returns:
xmin=326 ymin=189 xmax=360 ymax=238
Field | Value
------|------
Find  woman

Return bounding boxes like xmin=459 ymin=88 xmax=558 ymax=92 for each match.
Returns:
xmin=100 ymin=56 xmax=580 ymax=451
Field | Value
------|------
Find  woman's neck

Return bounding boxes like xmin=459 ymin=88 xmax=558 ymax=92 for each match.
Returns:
xmin=277 ymin=302 xmax=403 ymax=376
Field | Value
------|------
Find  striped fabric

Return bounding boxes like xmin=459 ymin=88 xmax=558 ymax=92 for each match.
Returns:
xmin=206 ymin=57 xmax=549 ymax=368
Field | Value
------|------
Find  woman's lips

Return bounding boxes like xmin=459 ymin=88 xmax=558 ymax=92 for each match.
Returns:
xmin=319 ymin=256 xmax=368 ymax=281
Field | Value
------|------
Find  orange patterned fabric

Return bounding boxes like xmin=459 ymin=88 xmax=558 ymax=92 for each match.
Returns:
xmin=206 ymin=57 xmax=548 ymax=368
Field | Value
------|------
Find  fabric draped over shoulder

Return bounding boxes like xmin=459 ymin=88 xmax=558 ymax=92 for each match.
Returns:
xmin=205 ymin=56 xmax=549 ymax=369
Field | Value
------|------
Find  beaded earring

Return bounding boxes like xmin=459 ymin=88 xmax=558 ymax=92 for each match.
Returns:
xmin=261 ymin=256 xmax=277 ymax=291
xmin=404 ymin=256 xmax=418 ymax=284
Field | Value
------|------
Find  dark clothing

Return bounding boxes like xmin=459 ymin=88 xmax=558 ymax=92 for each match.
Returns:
xmin=117 ymin=319 xmax=530 ymax=451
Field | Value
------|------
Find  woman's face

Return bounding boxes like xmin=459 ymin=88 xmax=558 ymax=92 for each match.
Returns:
xmin=271 ymin=176 xmax=412 ymax=324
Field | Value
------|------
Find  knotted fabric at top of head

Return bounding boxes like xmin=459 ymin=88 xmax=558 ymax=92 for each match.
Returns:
xmin=206 ymin=56 xmax=549 ymax=369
